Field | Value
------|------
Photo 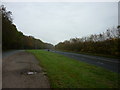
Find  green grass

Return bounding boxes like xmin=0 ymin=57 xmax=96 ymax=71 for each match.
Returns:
xmin=27 ymin=50 xmax=120 ymax=88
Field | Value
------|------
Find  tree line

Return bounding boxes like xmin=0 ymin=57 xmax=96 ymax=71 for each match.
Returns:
xmin=55 ymin=26 xmax=120 ymax=57
xmin=1 ymin=5 xmax=54 ymax=50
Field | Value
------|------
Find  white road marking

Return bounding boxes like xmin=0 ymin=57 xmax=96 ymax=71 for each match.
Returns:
xmin=97 ymin=61 xmax=104 ymax=64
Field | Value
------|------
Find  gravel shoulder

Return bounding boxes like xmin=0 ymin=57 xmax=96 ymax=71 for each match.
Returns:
xmin=2 ymin=51 xmax=50 ymax=88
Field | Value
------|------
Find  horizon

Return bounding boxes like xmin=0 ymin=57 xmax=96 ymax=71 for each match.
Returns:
xmin=2 ymin=2 xmax=118 ymax=45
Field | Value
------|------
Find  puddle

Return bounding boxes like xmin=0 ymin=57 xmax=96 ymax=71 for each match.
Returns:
xmin=21 ymin=70 xmax=39 ymax=75
xmin=27 ymin=71 xmax=37 ymax=75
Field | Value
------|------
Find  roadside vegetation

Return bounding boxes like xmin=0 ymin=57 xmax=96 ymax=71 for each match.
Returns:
xmin=1 ymin=5 xmax=53 ymax=50
xmin=28 ymin=50 xmax=120 ymax=88
xmin=55 ymin=26 xmax=120 ymax=58
xmin=56 ymin=49 xmax=120 ymax=59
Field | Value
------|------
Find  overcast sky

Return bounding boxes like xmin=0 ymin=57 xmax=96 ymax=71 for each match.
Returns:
xmin=2 ymin=2 xmax=118 ymax=45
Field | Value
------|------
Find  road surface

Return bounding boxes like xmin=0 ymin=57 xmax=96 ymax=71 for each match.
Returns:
xmin=50 ymin=50 xmax=119 ymax=73
xmin=2 ymin=50 xmax=24 ymax=59
xmin=2 ymin=50 xmax=50 ymax=88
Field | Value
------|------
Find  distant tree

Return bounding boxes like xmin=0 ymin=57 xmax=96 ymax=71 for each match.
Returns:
xmin=1 ymin=5 xmax=54 ymax=50
xmin=55 ymin=26 xmax=120 ymax=57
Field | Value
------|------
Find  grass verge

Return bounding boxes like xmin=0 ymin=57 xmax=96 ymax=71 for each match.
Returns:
xmin=27 ymin=50 xmax=119 ymax=88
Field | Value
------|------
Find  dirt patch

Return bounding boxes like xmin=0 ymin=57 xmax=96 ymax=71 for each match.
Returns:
xmin=2 ymin=51 xmax=50 ymax=88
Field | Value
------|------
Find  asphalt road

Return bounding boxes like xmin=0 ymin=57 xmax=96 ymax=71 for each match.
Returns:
xmin=2 ymin=50 xmax=25 ymax=59
xmin=50 ymin=50 xmax=120 ymax=73
xmin=3 ymin=50 xmax=120 ymax=73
